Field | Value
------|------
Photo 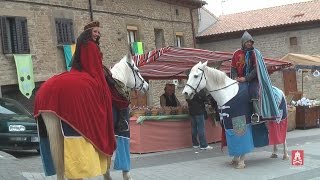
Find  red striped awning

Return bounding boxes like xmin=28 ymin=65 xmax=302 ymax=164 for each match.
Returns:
xmin=133 ymin=47 xmax=292 ymax=80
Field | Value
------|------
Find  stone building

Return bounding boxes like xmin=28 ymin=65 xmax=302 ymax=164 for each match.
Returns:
xmin=197 ymin=1 xmax=320 ymax=99
xmin=0 ymin=0 xmax=206 ymax=110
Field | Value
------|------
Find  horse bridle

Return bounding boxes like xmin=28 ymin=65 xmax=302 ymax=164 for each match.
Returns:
xmin=127 ymin=62 xmax=145 ymax=91
xmin=185 ymin=68 xmax=206 ymax=93
xmin=186 ymin=67 xmax=238 ymax=94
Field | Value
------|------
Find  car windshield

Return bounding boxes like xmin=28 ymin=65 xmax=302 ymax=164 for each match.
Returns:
xmin=0 ymin=98 xmax=31 ymax=116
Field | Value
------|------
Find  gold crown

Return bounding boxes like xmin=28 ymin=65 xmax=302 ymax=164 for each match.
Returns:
xmin=84 ymin=21 xmax=100 ymax=30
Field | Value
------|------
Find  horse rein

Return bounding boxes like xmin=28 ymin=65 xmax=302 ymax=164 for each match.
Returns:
xmin=207 ymin=81 xmax=238 ymax=92
xmin=127 ymin=62 xmax=145 ymax=91
xmin=186 ymin=67 xmax=238 ymax=94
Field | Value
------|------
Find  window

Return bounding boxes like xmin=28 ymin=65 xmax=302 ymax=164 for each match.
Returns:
xmin=55 ymin=18 xmax=75 ymax=45
xmin=154 ymin=29 xmax=165 ymax=49
xmin=175 ymin=32 xmax=183 ymax=47
xmin=175 ymin=9 xmax=179 ymax=16
xmin=0 ymin=16 xmax=30 ymax=54
xmin=127 ymin=25 xmax=138 ymax=54
xmin=127 ymin=30 xmax=137 ymax=44
xmin=290 ymin=37 xmax=297 ymax=46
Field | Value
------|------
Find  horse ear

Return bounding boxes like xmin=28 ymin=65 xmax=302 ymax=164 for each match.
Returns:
xmin=199 ymin=61 xmax=207 ymax=69
xmin=203 ymin=61 xmax=208 ymax=66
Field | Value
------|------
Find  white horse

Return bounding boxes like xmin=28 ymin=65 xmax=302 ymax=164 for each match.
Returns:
xmin=182 ymin=61 xmax=289 ymax=169
xmin=39 ymin=54 xmax=148 ymax=180
xmin=104 ymin=54 xmax=149 ymax=180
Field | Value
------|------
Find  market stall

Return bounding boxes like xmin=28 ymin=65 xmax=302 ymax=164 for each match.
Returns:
xmin=280 ymin=53 xmax=320 ymax=129
xmin=128 ymin=47 xmax=292 ymax=153
xmin=130 ymin=114 xmax=221 ymax=153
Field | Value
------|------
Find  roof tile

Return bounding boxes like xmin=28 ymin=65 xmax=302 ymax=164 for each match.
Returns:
xmin=199 ymin=0 xmax=320 ymax=37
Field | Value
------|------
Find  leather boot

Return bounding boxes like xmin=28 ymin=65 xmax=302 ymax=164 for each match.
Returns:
xmin=251 ymin=99 xmax=260 ymax=123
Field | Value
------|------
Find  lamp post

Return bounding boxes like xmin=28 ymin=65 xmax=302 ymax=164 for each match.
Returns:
xmin=88 ymin=0 xmax=93 ymax=21
xmin=221 ymin=0 xmax=227 ymax=15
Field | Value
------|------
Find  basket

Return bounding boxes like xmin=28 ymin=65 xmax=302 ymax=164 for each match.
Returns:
xmin=131 ymin=110 xmax=145 ymax=117
xmin=176 ymin=109 xmax=183 ymax=115
xmin=164 ymin=110 xmax=171 ymax=115
xmin=151 ymin=110 xmax=159 ymax=116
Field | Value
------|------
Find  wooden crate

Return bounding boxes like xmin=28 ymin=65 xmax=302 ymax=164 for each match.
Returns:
xmin=295 ymin=106 xmax=320 ymax=129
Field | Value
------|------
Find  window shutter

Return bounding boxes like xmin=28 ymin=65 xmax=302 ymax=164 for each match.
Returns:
xmin=55 ymin=18 xmax=74 ymax=45
xmin=10 ymin=18 xmax=19 ymax=53
xmin=0 ymin=17 xmax=12 ymax=54
xmin=55 ymin=19 xmax=62 ymax=44
xmin=62 ymin=20 xmax=67 ymax=43
xmin=14 ymin=17 xmax=30 ymax=54
xmin=18 ymin=17 xmax=30 ymax=53
xmin=68 ymin=20 xmax=75 ymax=44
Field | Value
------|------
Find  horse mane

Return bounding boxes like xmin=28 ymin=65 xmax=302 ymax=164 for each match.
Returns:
xmin=110 ymin=55 xmax=130 ymax=85
xmin=205 ymin=66 xmax=227 ymax=87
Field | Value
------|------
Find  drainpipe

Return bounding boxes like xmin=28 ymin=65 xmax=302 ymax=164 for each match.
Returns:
xmin=189 ymin=8 xmax=197 ymax=48
xmin=88 ymin=0 xmax=93 ymax=21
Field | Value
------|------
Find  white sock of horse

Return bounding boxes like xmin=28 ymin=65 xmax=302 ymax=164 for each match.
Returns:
xmin=103 ymin=170 xmax=112 ymax=180
xmin=283 ymin=140 xmax=289 ymax=160
xmin=236 ymin=155 xmax=246 ymax=169
xmin=123 ymin=171 xmax=132 ymax=180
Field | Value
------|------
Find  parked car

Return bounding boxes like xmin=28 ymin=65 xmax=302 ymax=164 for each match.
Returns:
xmin=0 ymin=97 xmax=39 ymax=152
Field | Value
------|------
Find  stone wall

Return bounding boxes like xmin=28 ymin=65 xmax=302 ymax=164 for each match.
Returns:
xmin=0 ymin=0 xmax=199 ymax=109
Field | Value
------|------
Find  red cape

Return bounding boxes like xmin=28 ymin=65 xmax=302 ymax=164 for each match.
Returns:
xmin=34 ymin=41 xmax=116 ymax=156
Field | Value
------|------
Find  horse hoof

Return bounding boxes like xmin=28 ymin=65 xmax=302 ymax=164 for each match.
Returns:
xmin=283 ymin=154 xmax=290 ymax=160
xmin=229 ymin=160 xmax=238 ymax=166
xmin=103 ymin=173 xmax=113 ymax=180
xmin=235 ymin=163 xmax=245 ymax=169
xmin=270 ymin=154 xmax=278 ymax=158
xmin=123 ymin=172 xmax=133 ymax=180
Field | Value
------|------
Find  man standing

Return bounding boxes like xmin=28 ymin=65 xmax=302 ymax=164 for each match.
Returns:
xmin=186 ymin=90 xmax=213 ymax=150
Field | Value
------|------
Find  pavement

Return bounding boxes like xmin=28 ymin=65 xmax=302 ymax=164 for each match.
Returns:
xmin=1 ymin=128 xmax=320 ymax=180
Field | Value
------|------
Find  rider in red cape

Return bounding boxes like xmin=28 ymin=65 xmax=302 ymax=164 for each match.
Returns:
xmin=34 ymin=20 xmax=116 ymax=156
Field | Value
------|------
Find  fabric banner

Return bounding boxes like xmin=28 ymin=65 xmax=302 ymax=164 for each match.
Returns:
xmin=13 ymin=54 xmax=35 ymax=99
xmin=63 ymin=44 xmax=76 ymax=71
xmin=132 ymin=42 xmax=144 ymax=55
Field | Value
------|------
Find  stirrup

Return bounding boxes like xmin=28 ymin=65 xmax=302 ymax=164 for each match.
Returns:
xmin=251 ymin=113 xmax=260 ymax=124
xmin=119 ymin=120 xmax=130 ymax=132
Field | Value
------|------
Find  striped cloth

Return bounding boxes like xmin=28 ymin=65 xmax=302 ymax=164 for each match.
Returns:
xmin=132 ymin=46 xmax=291 ymax=80
xmin=255 ymin=49 xmax=281 ymax=119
